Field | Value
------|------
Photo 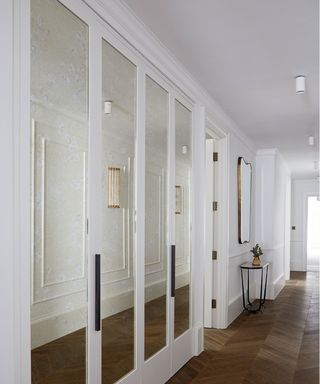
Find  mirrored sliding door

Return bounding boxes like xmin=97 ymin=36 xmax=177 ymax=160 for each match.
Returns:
xmin=144 ymin=76 xmax=169 ymax=361
xmin=174 ymin=100 xmax=192 ymax=339
xmin=101 ymin=39 xmax=137 ymax=384
xmin=30 ymin=0 xmax=89 ymax=383
xmin=30 ymin=2 xmax=194 ymax=382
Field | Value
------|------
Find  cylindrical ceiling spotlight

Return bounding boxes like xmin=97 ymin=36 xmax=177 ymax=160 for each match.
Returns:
xmin=104 ymin=100 xmax=112 ymax=114
xmin=296 ymin=76 xmax=306 ymax=94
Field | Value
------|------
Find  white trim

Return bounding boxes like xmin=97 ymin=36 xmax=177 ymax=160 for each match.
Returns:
xmin=204 ymin=119 xmax=229 ymax=330
xmin=272 ymin=273 xmax=285 ymax=299
xmin=14 ymin=0 xmax=31 ymax=382
xmin=303 ymin=193 xmax=320 ymax=272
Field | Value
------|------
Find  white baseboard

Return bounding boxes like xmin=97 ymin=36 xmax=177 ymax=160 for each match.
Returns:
xmin=227 ymin=283 xmax=255 ymax=326
xmin=272 ymin=273 xmax=285 ymax=299
xmin=193 ymin=323 xmax=204 ymax=356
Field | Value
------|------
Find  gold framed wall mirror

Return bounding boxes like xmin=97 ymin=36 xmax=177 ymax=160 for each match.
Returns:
xmin=237 ymin=157 xmax=252 ymax=244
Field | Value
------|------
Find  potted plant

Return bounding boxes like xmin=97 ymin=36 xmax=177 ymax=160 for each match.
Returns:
xmin=250 ymin=244 xmax=263 ymax=266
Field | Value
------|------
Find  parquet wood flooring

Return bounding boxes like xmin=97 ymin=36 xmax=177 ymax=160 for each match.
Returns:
xmin=167 ymin=271 xmax=319 ymax=384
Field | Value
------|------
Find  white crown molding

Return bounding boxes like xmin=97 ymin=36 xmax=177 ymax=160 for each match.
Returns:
xmin=84 ymin=0 xmax=256 ymax=153
xmin=256 ymin=148 xmax=277 ymax=156
xmin=292 ymin=178 xmax=319 ymax=184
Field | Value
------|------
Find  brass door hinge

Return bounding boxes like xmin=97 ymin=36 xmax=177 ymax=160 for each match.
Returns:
xmin=211 ymin=299 xmax=217 ymax=309
xmin=212 ymin=250 xmax=217 ymax=260
xmin=213 ymin=152 xmax=218 ymax=162
xmin=212 ymin=201 xmax=218 ymax=211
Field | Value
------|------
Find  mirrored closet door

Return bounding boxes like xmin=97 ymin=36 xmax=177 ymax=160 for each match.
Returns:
xmin=100 ymin=38 xmax=137 ymax=384
xmin=30 ymin=1 xmax=194 ymax=383
xmin=30 ymin=0 xmax=89 ymax=383
xmin=144 ymin=75 xmax=169 ymax=363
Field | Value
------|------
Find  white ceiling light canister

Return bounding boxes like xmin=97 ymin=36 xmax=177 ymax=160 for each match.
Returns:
xmin=104 ymin=100 xmax=112 ymax=114
xmin=308 ymin=135 xmax=315 ymax=146
xmin=295 ymin=75 xmax=306 ymax=94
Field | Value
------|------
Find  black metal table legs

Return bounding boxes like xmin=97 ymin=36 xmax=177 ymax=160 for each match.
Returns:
xmin=240 ymin=264 xmax=269 ymax=313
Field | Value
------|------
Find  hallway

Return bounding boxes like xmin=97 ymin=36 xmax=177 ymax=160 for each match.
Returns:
xmin=168 ymin=272 xmax=319 ymax=384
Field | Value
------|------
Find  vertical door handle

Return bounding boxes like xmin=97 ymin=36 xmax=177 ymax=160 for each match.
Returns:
xmin=95 ymin=254 xmax=101 ymax=331
xmin=171 ymin=245 xmax=175 ymax=297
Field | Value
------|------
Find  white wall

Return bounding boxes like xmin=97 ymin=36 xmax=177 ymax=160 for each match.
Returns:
xmin=291 ymin=179 xmax=318 ymax=271
xmin=255 ymin=149 xmax=291 ymax=300
xmin=227 ymin=134 xmax=256 ymax=324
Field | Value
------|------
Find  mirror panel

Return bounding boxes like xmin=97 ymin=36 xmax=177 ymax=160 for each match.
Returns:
xmin=238 ymin=157 xmax=252 ymax=244
xmin=174 ymin=100 xmax=192 ymax=339
xmin=144 ymin=76 xmax=169 ymax=360
xmin=30 ymin=0 xmax=88 ymax=382
xmin=101 ymin=39 xmax=137 ymax=384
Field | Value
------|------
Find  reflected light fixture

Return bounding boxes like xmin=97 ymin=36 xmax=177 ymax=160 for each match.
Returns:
xmin=309 ymin=135 xmax=315 ymax=146
xmin=104 ymin=100 xmax=112 ymax=114
xmin=182 ymin=145 xmax=188 ymax=155
xmin=295 ymin=76 xmax=306 ymax=94
xmin=108 ymin=167 xmax=120 ymax=208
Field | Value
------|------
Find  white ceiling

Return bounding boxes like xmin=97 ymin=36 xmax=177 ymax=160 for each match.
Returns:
xmin=121 ymin=0 xmax=319 ymax=179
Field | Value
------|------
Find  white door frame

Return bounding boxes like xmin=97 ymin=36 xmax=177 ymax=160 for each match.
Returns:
xmin=204 ymin=119 xmax=229 ymax=329
xmin=303 ymin=192 xmax=319 ymax=271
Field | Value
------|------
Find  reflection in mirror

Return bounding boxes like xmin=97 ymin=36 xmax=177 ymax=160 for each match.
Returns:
xmin=30 ymin=0 xmax=88 ymax=382
xmin=145 ymin=76 xmax=169 ymax=360
xmin=174 ymin=100 xmax=192 ymax=339
xmin=101 ymin=39 xmax=136 ymax=384
xmin=238 ymin=157 xmax=252 ymax=244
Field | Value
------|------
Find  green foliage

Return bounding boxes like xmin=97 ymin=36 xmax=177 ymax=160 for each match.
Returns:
xmin=250 ymin=243 xmax=263 ymax=257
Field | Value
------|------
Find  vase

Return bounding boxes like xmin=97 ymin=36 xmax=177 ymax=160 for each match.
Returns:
xmin=252 ymin=256 xmax=261 ymax=266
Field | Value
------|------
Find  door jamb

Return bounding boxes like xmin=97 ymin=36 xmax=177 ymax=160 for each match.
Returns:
xmin=204 ymin=119 xmax=229 ymax=329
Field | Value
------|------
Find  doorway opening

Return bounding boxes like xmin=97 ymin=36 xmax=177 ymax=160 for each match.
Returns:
xmin=307 ymin=196 xmax=320 ymax=271
xmin=204 ymin=121 xmax=229 ymax=329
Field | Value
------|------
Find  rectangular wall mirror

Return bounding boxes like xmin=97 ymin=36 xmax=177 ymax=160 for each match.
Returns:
xmin=237 ymin=157 xmax=252 ymax=244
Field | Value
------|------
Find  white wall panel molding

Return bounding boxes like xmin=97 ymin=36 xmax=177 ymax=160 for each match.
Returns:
xmin=229 ymin=250 xmax=252 ymax=259
xmin=255 ymin=150 xmax=290 ymax=303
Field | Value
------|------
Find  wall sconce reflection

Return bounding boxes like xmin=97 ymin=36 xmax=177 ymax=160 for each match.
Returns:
xmin=108 ymin=166 xmax=120 ymax=208
xmin=175 ymin=185 xmax=182 ymax=214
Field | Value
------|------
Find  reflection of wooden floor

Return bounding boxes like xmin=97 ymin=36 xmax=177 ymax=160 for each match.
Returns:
xmin=32 ymin=286 xmax=189 ymax=384
xmin=167 ymin=272 xmax=319 ymax=384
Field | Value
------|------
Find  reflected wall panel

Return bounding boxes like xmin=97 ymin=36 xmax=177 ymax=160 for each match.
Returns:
xmin=31 ymin=0 xmax=88 ymax=382
xmin=144 ymin=76 xmax=169 ymax=360
xmin=174 ymin=100 xmax=192 ymax=339
xmin=101 ymin=39 xmax=137 ymax=384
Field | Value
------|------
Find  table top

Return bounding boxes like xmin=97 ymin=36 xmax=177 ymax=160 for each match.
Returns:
xmin=240 ymin=261 xmax=270 ymax=270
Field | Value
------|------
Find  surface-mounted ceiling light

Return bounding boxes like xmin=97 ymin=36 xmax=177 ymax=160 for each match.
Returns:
xmin=104 ymin=100 xmax=112 ymax=114
xmin=308 ymin=136 xmax=315 ymax=146
xmin=295 ymin=76 xmax=306 ymax=94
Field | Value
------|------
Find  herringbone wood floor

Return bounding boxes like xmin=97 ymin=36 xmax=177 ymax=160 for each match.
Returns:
xmin=167 ymin=271 xmax=319 ymax=384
